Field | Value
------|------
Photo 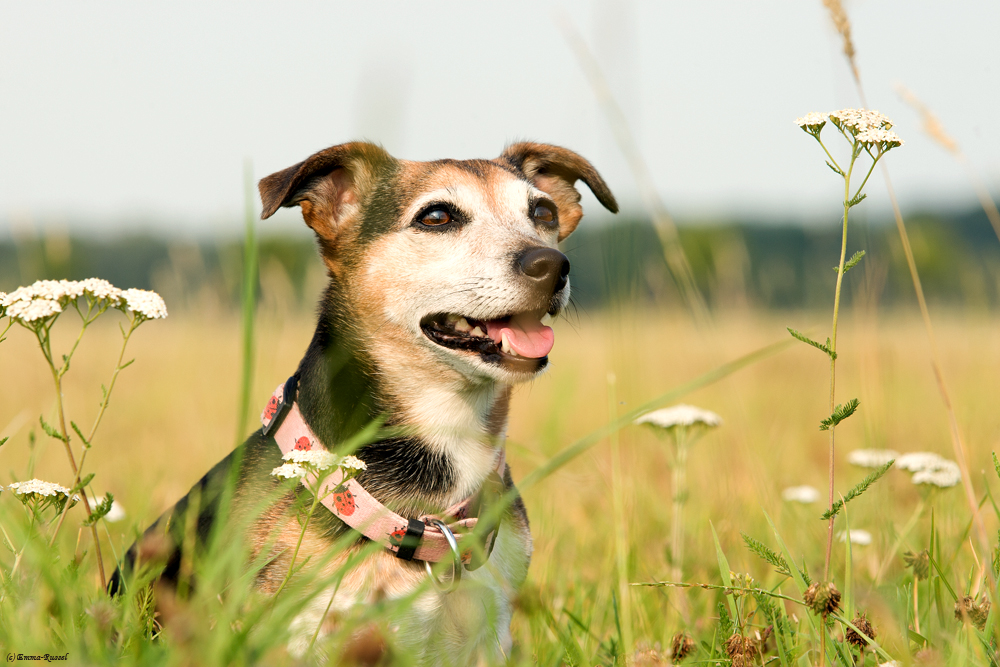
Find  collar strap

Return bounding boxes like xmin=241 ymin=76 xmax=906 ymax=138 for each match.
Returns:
xmin=261 ymin=377 xmax=504 ymax=569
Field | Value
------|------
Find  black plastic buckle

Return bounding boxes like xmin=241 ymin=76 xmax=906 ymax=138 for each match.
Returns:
xmin=394 ymin=519 xmax=425 ymax=562
xmin=262 ymin=375 xmax=298 ymax=438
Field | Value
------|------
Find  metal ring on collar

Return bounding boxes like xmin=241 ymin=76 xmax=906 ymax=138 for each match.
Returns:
xmin=423 ymin=519 xmax=462 ymax=593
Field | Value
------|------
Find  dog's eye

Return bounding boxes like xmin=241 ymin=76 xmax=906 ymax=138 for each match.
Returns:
xmin=532 ymin=203 xmax=555 ymax=225
xmin=420 ymin=208 xmax=452 ymax=226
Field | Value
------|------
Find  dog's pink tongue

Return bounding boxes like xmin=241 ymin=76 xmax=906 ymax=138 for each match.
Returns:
xmin=486 ymin=313 xmax=554 ymax=358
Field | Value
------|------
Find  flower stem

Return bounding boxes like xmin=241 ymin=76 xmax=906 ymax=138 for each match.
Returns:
xmin=824 ymin=142 xmax=859 ymax=582
xmin=274 ymin=487 xmax=323 ymax=598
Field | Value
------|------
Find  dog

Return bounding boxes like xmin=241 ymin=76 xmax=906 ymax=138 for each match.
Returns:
xmin=111 ymin=141 xmax=617 ymax=664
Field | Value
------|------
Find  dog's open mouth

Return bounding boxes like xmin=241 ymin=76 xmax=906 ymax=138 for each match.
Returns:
xmin=420 ymin=311 xmax=554 ymax=370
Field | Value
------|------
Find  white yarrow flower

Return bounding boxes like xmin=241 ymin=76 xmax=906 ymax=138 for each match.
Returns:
xmin=796 ymin=112 xmax=828 ymax=129
xmin=848 ymin=448 xmax=899 ymax=469
xmin=7 ymin=479 xmax=80 ymax=506
xmin=781 ymin=485 xmax=820 ymax=504
xmin=271 ymin=463 xmax=308 ymax=479
xmin=121 ymin=289 xmax=168 ymax=320
xmin=838 ymin=529 xmax=872 ymax=546
xmin=340 ymin=455 xmax=367 ymax=471
xmin=80 ymin=278 xmax=123 ymax=304
xmin=7 ymin=298 xmax=62 ymax=323
xmin=912 ymin=462 xmax=962 ymax=488
xmin=283 ymin=448 xmax=338 ymax=470
xmin=635 ymin=404 xmax=722 ymax=429
xmin=896 ymin=452 xmax=949 ymax=473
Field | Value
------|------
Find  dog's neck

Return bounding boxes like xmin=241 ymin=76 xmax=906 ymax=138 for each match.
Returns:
xmin=295 ymin=288 xmax=510 ymax=516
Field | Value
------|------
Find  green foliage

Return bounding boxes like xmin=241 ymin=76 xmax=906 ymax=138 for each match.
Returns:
xmin=819 ymin=398 xmax=859 ymax=431
xmin=39 ymin=415 xmax=68 ymax=443
xmin=834 ymin=250 xmax=866 ymax=273
xmin=741 ymin=532 xmax=811 ymax=584
xmin=846 ymin=192 xmax=867 ymax=208
xmin=821 ymin=459 xmax=894 ymax=521
xmin=787 ymin=328 xmax=836 ymax=360
xmin=82 ymin=493 xmax=114 ymax=527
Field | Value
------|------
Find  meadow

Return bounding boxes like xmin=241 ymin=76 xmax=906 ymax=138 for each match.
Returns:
xmin=2 ymin=292 xmax=999 ymax=664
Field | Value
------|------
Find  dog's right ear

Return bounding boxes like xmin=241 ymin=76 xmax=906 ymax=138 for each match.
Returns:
xmin=259 ymin=142 xmax=394 ymax=247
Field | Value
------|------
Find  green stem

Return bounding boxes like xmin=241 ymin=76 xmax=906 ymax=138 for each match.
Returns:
xmin=850 ymin=156 xmax=881 ymax=203
xmin=274 ymin=484 xmax=324 ymax=599
xmin=50 ymin=314 xmax=141 ymax=544
xmin=823 ymin=142 xmax=859 ymax=583
xmin=34 ymin=317 xmax=106 ymax=589
xmin=814 ymin=135 xmax=842 ymax=175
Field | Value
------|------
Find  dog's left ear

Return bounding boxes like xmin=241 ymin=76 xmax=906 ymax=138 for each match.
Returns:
xmin=499 ymin=142 xmax=618 ymax=241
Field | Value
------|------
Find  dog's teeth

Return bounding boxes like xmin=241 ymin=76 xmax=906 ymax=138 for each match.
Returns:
xmin=541 ymin=313 xmax=554 ymax=326
xmin=501 ymin=332 xmax=512 ymax=354
xmin=470 ymin=326 xmax=485 ymax=338
xmin=445 ymin=313 xmax=460 ymax=324
xmin=455 ymin=317 xmax=472 ymax=332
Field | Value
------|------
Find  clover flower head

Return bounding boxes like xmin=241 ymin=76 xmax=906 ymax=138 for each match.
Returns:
xmin=635 ymin=404 xmax=722 ymax=430
xmin=7 ymin=298 xmax=62 ymax=323
xmin=7 ymin=478 xmax=80 ymax=509
xmin=848 ymin=448 xmax=899 ymax=469
xmin=781 ymin=485 xmax=819 ymax=504
xmin=121 ymin=288 xmax=168 ymax=320
xmin=838 ymin=529 xmax=872 ymax=546
xmin=271 ymin=463 xmax=308 ymax=480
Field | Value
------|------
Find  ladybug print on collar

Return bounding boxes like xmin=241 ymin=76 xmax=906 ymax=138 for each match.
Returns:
xmin=388 ymin=527 xmax=407 ymax=548
xmin=332 ymin=485 xmax=355 ymax=516
xmin=294 ymin=437 xmax=312 ymax=451
xmin=262 ymin=395 xmax=280 ymax=422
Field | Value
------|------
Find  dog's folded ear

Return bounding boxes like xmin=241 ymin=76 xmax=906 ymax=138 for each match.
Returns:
xmin=499 ymin=142 xmax=618 ymax=241
xmin=259 ymin=142 xmax=395 ymax=246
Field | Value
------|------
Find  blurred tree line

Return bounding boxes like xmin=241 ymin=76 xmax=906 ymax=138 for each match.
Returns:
xmin=2 ymin=206 xmax=998 ymax=313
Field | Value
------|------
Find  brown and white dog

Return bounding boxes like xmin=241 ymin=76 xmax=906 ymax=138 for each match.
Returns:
xmin=112 ymin=141 xmax=617 ymax=664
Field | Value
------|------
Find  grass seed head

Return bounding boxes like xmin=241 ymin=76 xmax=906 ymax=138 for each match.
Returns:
xmin=903 ymin=550 xmax=930 ymax=580
xmin=804 ymin=581 xmax=842 ymax=618
xmin=724 ymin=634 xmax=757 ymax=667
xmin=633 ymin=641 xmax=667 ymax=666
xmin=671 ymin=632 xmax=695 ymax=662
xmin=844 ymin=612 xmax=877 ymax=651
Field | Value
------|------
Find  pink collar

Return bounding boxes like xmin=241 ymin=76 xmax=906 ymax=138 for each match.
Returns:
xmin=260 ymin=378 xmax=504 ymax=568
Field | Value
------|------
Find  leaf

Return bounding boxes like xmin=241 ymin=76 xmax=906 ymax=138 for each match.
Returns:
xmin=82 ymin=492 xmax=114 ymax=527
xmin=821 ymin=459 xmax=894 ymax=520
xmin=787 ymin=328 xmax=837 ymax=360
xmin=120 ymin=358 xmax=136 ymax=370
xmin=710 ymin=523 xmax=738 ymax=621
xmin=0 ymin=436 xmax=7 ymax=448
xmin=826 ymin=160 xmax=844 ymax=176
xmin=742 ymin=532 xmax=792 ymax=576
xmin=834 ymin=250 xmax=866 ymax=274
xmin=819 ymin=398 xmax=859 ymax=431
xmin=39 ymin=415 xmax=68 ymax=443
xmin=846 ymin=192 xmax=868 ymax=208
xmin=71 ymin=421 xmax=91 ymax=449
xmin=993 ymin=452 xmax=1000 ymax=483
xmin=70 ymin=473 xmax=95 ymax=495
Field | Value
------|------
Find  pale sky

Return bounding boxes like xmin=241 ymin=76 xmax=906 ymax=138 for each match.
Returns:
xmin=1 ymin=0 xmax=997 ymax=237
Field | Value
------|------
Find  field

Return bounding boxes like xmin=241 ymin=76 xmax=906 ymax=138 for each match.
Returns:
xmin=2 ymin=299 xmax=999 ymax=664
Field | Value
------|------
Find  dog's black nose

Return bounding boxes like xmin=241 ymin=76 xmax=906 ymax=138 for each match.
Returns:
xmin=516 ymin=247 xmax=570 ymax=294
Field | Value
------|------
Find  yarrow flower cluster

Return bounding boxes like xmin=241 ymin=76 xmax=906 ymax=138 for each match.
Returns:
xmin=848 ymin=448 xmax=899 ymax=469
xmin=6 ymin=478 xmax=80 ymax=511
xmin=635 ymin=404 xmax=723 ymax=430
xmin=781 ymin=485 xmax=820 ymax=504
xmin=121 ymin=288 xmax=168 ymax=320
xmin=271 ymin=448 xmax=367 ymax=482
xmin=838 ymin=529 xmax=872 ymax=546
xmin=796 ymin=108 xmax=904 ymax=150
xmin=0 ymin=278 xmax=165 ymax=325
xmin=896 ymin=452 xmax=961 ymax=488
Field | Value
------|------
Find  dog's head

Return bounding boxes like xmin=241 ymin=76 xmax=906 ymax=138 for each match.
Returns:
xmin=260 ymin=142 xmax=617 ymax=385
